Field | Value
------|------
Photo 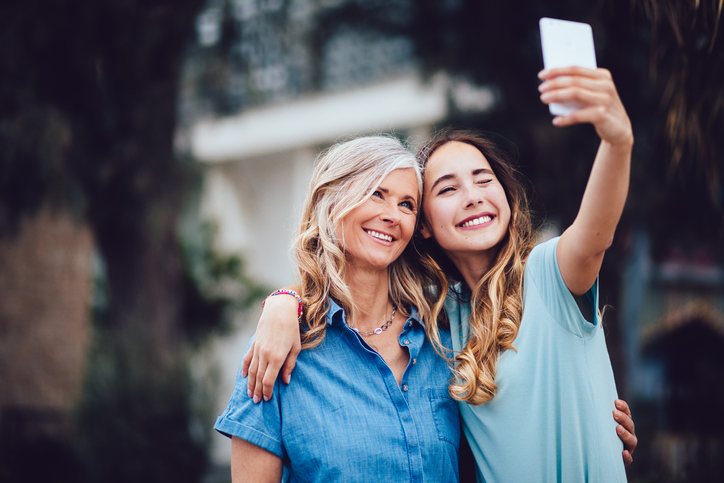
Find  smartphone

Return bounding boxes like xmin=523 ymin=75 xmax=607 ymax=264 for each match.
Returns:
xmin=539 ymin=17 xmax=597 ymax=116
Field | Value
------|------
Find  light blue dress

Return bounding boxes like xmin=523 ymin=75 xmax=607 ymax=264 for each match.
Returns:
xmin=446 ymin=237 xmax=626 ymax=482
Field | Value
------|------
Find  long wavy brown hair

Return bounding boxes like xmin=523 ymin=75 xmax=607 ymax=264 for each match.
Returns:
xmin=416 ymin=129 xmax=535 ymax=405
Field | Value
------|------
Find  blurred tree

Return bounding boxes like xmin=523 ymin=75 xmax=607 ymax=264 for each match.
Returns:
xmin=0 ymin=1 xmax=267 ymax=481
xmin=0 ymin=0 xmax=206 ymax=355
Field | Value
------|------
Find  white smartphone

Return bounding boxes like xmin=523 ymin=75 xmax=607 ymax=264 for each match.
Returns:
xmin=539 ymin=17 xmax=597 ymax=116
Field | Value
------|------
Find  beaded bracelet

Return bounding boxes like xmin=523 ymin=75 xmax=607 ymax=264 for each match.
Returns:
xmin=261 ymin=289 xmax=304 ymax=319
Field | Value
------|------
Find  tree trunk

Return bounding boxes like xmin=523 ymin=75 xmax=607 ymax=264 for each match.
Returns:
xmin=0 ymin=204 xmax=93 ymax=435
xmin=97 ymin=201 xmax=184 ymax=360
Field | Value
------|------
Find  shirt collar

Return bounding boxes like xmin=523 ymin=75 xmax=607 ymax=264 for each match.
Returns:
xmin=448 ymin=281 xmax=472 ymax=303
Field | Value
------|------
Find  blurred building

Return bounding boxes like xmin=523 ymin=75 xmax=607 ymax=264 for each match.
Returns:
xmin=621 ymin=229 xmax=724 ymax=478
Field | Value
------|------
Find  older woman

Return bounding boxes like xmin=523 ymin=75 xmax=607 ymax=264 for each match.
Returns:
xmin=214 ymin=136 xmax=460 ymax=482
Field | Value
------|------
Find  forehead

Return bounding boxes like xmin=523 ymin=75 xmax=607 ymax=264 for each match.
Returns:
xmin=425 ymin=142 xmax=492 ymax=181
xmin=378 ymin=168 xmax=420 ymax=198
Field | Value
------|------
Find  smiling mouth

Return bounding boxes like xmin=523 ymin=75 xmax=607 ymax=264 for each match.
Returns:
xmin=364 ymin=229 xmax=395 ymax=242
xmin=458 ymin=215 xmax=493 ymax=228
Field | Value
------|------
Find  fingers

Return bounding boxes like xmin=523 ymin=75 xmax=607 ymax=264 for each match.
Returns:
xmin=614 ymin=399 xmax=636 ymax=440
xmin=538 ymin=67 xmax=632 ymax=145
xmin=538 ymin=73 xmax=613 ymax=114
xmin=550 ymin=105 xmax=607 ymax=128
xmin=615 ymin=398 xmax=633 ymax=422
xmin=241 ymin=341 xmax=254 ymax=377
xmin=248 ymin=345 xmax=285 ymax=403
xmin=613 ymin=398 xmax=637 ymax=466
xmin=280 ymin=342 xmax=302 ymax=385
xmin=538 ymin=73 xmax=609 ymax=94
xmin=252 ymin=358 xmax=269 ymax=404
xmin=245 ymin=341 xmax=259 ymax=397
xmin=538 ymin=66 xmax=610 ymax=81
xmin=615 ymin=419 xmax=637 ymax=454
xmin=623 ymin=450 xmax=633 ymax=467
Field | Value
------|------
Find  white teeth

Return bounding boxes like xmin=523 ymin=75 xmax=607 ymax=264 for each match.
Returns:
xmin=460 ymin=215 xmax=492 ymax=228
xmin=365 ymin=230 xmax=393 ymax=242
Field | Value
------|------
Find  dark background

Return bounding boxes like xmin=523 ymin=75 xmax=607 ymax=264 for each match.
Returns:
xmin=1 ymin=1 xmax=722 ymax=482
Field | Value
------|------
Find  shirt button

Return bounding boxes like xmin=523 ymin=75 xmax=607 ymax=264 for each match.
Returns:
xmin=403 ymin=339 xmax=410 ymax=345
xmin=412 ymin=358 xmax=417 ymax=365
xmin=402 ymin=385 xmax=408 ymax=392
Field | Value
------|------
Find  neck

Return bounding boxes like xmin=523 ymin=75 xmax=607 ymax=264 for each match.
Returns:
xmin=343 ymin=265 xmax=392 ymax=329
xmin=445 ymin=247 xmax=499 ymax=292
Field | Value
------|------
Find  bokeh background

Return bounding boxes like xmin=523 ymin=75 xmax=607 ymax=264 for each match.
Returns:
xmin=1 ymin=1 xmax=723 ymax=482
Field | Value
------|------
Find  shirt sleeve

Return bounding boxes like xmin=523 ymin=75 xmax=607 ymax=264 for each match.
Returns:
xmin=214 ymin=336 xmax=286 ymax=460
xmin=525 ymin=237 xmax=600 ymax=337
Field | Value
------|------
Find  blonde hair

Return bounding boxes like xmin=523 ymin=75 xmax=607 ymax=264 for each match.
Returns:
xmin=296 ymin=135 xmax=444 ymax=348
xmin=416 ymin=130 xmax=535 ymax=405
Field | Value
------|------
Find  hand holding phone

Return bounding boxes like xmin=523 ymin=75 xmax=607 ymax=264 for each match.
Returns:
xmin=539 ymin=17 xmax=597 ymax=116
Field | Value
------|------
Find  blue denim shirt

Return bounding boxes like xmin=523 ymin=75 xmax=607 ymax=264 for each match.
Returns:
xmin=215 ymin=299 xmax=460 ymax=482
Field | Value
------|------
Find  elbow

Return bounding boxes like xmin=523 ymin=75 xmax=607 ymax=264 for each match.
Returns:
xmin=599 ymin=233 xmax=615 ymax=254
xmin=577 ymin=233 xmax=613 ymax=262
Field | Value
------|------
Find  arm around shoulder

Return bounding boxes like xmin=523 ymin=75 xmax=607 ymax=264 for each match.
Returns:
xmin=242 ymin=285 xmax=303 ymax=403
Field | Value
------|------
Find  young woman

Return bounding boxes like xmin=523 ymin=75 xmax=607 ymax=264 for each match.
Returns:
xmin=214 ymin=136 xmax=461 ymax=482
xmin=243 ymin=67 xmax=637 ymax=481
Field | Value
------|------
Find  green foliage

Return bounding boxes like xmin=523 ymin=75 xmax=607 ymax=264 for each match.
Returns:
xmin=179 ymin=213 xmax=268 ymax=346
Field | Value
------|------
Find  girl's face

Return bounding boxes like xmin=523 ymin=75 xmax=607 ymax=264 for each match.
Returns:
xmin=338 ymin=168 xmax=419 ymax=272
xmin=421 ymin=141 xmax=511 ymax=260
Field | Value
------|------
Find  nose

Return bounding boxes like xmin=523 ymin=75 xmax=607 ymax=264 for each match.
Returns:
xmin=463 ymin=185 xmax=484 ymax=208
xmin=380 ymin=202 xmax=401 ymax=224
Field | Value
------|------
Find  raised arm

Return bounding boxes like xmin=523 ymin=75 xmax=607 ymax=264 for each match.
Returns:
xmin=538 ymin=67 xmax=633 ymax=295
xmin=242 ymin=287 xmax=303 ymax=403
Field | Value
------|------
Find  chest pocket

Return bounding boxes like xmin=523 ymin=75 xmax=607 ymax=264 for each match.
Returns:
xmin=428 ymin=387 xmax=461 ymax=449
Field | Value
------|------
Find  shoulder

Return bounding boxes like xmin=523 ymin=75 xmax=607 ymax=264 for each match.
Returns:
xmin=526 ymin=236 xmax=560 ymax=272
xmin=523 ymin=236 xmax=600 ymax=336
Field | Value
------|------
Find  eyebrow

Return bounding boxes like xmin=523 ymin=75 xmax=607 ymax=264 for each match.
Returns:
xmin=429 ymin=168 xmax=494 ymax=192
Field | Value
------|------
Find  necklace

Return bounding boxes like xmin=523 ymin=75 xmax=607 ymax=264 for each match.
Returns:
xmin=353 ymin=306 xmax=397 ymax=336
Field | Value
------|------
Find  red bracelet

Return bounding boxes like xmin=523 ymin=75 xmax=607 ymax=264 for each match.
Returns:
xmin=261 ymin=289 xmax=303 ymax=319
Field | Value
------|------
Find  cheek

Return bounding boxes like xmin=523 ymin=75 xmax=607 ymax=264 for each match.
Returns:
xmin=401 ymin=217 xmax=417 ymax=242
xmin=500 ymin=197 xmax=512 ymax=223
xmin=422 ymin=200 xmax=444 ymax=228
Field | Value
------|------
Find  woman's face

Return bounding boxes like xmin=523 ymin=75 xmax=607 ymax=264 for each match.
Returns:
xmin=421 ymin=141 xmax=511 ymax=260
xmin=338 ymin=168 xmax=419 ymax=272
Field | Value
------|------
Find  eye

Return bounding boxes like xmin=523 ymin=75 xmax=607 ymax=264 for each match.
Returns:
xmin=438 ymin=186 xmax=455 ymax=195
xmin=477 ymin=178 xmax=493 ymax=186
xmin=370 ymin=190 xmax=385 ymax=203
xmin=399 ymin=200 xmax=417 ymax=213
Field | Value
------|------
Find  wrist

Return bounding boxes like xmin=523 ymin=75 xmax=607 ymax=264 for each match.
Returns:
xmin=604 ymin=128 xmax=634 ymax=150
xmin=262 ymin=289 xmax=304 ymax=319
